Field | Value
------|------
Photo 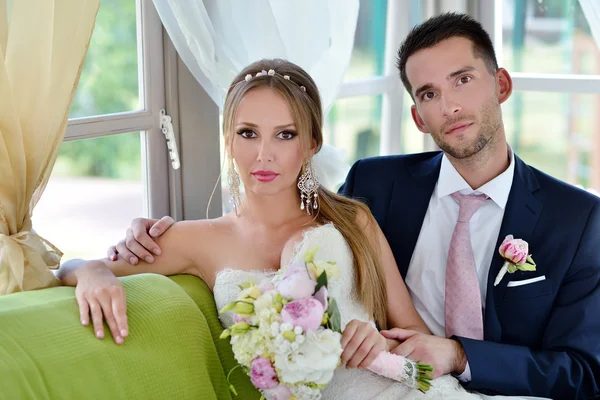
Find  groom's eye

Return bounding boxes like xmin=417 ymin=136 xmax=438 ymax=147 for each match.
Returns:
xmin=422 ymin=92 xmax=436 ymax=101
xmin=457 ymin=76 xmax=472 ymax=85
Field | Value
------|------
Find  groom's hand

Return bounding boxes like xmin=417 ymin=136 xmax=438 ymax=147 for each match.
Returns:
xmin=381 ymin=328 xmax=467 ymax=379
xmin=107 ymin=216 xmax=175 ymax=264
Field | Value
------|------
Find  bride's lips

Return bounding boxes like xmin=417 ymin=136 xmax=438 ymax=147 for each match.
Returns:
xmin=252 ymin=170 xmax=279 ymax=182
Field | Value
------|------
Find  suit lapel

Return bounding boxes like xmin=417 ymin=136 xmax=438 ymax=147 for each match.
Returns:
xmin=385 ymin=153 xmax=442 ymax=278
xmin=484 ymin=156 xmax=542 ymax=340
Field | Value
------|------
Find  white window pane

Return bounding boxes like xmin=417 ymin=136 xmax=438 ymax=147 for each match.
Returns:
xmin=324 ymin=95 xmax=383 ymax=165
xmin=503 ymin=92 xmax=600 ymax=191
xmin=502 ymin=0 xmax=600 ymax=75
xmin=69 ymin=0 xmax=140 ymax=119
xmin=32 ymin=132 xmax=146 ymax=260
xmin=344 ymin=0 xmax=388 ymax=80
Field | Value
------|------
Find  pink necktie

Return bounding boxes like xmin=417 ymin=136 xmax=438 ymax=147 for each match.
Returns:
xmin=444 ymin=192 xmax=487 ymax=340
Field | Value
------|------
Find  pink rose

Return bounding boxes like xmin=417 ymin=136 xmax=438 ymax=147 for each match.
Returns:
xmin=262 ymin=384 xmax=292 ymax=400
xmin=281 ymin=298 xmax=324 ymax=332
xmin=499 ymin=235 xmax=528 ymax=265
xmin=277 ymin=263 xmax=316 ymax=300
xmin=250 ymin=356 xmax=278 ymax=390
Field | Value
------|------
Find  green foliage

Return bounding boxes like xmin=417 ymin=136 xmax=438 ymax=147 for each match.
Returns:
xmin=59 ymin=0 xmax=141 ymax=180
xmin=56 ymin=132 xmax=142 ymax=180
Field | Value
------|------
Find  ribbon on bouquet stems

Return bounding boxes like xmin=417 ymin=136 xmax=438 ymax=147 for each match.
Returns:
xmin=367 ymin=352 xmax=433 ymax=392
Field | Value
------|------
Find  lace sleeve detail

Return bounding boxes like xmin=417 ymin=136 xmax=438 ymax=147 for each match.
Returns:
xmin=289 ymin=224 xmax=373 ymax=330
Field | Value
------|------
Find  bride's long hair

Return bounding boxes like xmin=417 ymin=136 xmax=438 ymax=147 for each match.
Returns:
xmin=221 ymin=59 xmax=388 ymax=329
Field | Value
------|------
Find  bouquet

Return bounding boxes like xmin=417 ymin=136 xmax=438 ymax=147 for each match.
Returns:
xmin=219 ymin=247 xmax=432 ymax=399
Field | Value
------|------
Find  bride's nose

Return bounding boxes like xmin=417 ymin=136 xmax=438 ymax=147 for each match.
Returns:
xmin=256 ymin=138 xmax=274 ymax=163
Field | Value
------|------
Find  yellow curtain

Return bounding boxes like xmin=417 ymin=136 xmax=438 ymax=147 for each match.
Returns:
xmin=0 ymin=0 xmax=100 ymax=294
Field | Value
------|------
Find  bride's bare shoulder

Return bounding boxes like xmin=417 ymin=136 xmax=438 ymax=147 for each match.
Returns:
xmin=173 ymin=215 xmax=235 ymax=245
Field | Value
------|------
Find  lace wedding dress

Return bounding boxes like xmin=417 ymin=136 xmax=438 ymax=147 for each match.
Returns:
xmin=213 ymin=224 xmax=483 ymax=399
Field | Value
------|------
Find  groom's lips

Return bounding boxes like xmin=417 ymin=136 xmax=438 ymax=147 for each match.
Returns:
xmin=444 ymin=121 xmax=474 ymax=135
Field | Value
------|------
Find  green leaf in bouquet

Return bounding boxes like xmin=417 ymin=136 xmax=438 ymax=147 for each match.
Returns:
xmin=304 ymin=246 xmax=319 ymax=263
xmin=315 ymin=270 xmax=328 ymax=293
xmin=237 ymin=279 xmax=255 ymax=290
xmin=326 ymin=298 xmax=342 ymax=333
xmin=219 ymin=301 xmax=236 ymax=314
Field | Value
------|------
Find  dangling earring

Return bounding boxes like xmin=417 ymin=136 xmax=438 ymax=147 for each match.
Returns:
xmin=227 ymin=157 xmax=241 ymax=216
xmin=297 ymin=158 xmax=320 ymax=215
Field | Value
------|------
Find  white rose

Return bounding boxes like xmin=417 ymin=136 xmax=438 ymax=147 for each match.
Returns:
xmin=274 ymin=328 xmax=342 ymax=385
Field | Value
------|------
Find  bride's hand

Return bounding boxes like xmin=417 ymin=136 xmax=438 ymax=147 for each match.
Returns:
xmin=75 ymin=261 xmax=129 ymax=345
xmin=340 ymin=320 xmax=386 ymax=369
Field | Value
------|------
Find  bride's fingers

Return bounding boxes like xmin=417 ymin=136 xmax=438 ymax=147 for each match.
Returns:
xmin=351 ymin=334 xmax=383 ymax=369
xmin=88 ymin=299 xmax=105 ymax=339
xmin=77 ymin=297 xmax=90 ymax=326
xmin=358 ymin=344 xmax=383 ymax=369
xmin=112 ymin=291 xmax=129 ymax=339
xmin=98 ymin=297 xmax=123 ymax=345
xmin=346 ymin=336 xmax=371 ymax=368
xmin=341 ymin=327 xmax=370 ymax=367
xmin=340 ymin=321 xmax=358 ymax=349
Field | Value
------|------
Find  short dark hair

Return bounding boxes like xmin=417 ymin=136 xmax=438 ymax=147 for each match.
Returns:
xmin=397 ymin=12 xmax=498 ymax=96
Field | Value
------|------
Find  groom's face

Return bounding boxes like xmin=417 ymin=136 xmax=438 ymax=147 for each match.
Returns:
xmin=405 ymin=37 xmax=506 ymax=160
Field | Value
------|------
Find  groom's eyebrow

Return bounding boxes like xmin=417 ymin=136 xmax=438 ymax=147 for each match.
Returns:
xmin=414 ymin=66 xmax=477 ymax=99
xmin=447 ymin=66 xmax=476 ymax=79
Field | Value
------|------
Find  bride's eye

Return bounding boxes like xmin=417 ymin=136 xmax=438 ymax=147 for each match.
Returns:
xmin=237 ymin=129 xmax=257 ymax=139
xmin=276 ymin=130 xmax=297 ymax=140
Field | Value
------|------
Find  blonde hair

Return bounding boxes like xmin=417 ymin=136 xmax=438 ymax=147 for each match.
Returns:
xmin=220 ymin=59 xmax=388 ymax=329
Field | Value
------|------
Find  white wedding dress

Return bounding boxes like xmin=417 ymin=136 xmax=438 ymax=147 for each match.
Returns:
xmin=213 ymin=223 xmax=489 ymax=399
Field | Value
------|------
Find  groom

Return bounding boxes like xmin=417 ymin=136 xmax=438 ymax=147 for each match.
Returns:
xmin=110 ymin=13 xmax=599 ymax=399
xmin=338 ymin=12 xmax=600 ymax=399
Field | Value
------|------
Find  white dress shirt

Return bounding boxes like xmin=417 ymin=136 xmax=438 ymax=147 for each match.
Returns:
xmin=405 ymin=149 xmax=515 ymax=381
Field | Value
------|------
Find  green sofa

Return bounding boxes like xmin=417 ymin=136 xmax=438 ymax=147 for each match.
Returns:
xmin=0 ymin=273 xmax=261 ymax=400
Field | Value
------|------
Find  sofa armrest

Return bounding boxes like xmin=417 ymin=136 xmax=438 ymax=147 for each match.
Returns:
xmin=0 ymin=273 xmax=230 ymax=400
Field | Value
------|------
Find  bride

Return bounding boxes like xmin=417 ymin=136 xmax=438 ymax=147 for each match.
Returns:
xmin=57 ymin=59 xmax=481 ymax=399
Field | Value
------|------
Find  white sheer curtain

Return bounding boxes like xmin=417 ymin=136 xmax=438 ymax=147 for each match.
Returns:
xmin=152 ymin=0 xmax=359 ymax=112
xmin=580 ymin=0 xmax=600 ymax=50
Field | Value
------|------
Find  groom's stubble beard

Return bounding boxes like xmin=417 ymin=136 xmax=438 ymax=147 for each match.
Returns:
xmin=430 ymin=96 xmax=502 ymax=162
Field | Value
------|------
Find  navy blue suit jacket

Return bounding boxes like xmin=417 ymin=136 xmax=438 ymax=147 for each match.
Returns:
xmin=339 ymin=151 xmax=600 ymax=399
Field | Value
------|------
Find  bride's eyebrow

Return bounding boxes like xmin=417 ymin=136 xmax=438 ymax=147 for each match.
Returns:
xmin=235 ymin=122 xmax=296 ymax=130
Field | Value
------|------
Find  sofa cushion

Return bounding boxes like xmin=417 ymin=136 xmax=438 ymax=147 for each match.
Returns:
xmin=169 ymin=274 xmax=260 ymax=399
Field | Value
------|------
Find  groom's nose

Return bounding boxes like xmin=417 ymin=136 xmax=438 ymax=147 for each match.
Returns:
xmin=440 ymin=94 xmax=462 ymax=117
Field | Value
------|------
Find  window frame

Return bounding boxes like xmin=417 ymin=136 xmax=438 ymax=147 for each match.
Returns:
xmin=63 ymin=0 xmax=170 ymax=218
xmin=479 ymin=0 xmax=600 ymax=94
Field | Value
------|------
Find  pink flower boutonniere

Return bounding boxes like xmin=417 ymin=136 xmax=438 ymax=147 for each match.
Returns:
xmin=494 ymin=235 xmax=537 ymax=286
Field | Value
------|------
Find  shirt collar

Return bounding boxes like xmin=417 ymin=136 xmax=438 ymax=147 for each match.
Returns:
xmin=436 ymin=146 xmax=515 ymax=209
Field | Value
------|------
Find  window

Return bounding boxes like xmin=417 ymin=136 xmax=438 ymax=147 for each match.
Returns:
xmin=31 ymin=0 xmax=169 ymax=260
xmin=490 ymin=0 xmax=600 ymax=191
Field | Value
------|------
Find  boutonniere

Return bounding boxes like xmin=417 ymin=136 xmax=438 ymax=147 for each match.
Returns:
xmin=494 ymin=235 xmax=537 ymax=286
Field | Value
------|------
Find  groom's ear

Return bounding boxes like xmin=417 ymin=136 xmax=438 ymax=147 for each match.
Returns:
xmin=411 ymin=105 xmax=430 ymax=134
xmin=495 ymin=68 xmax=513 ymax=105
